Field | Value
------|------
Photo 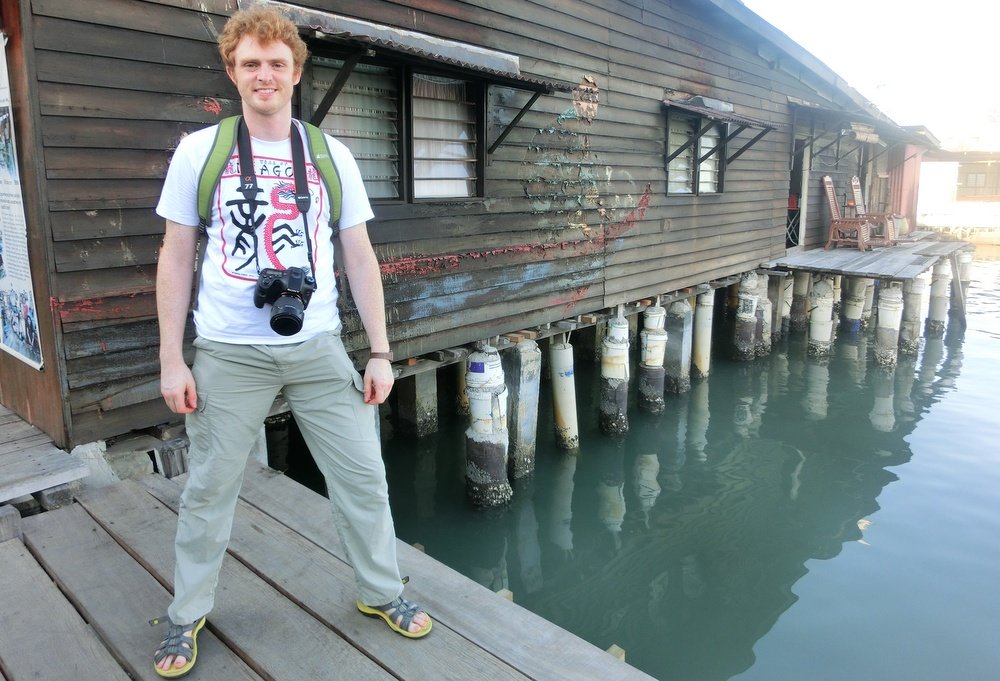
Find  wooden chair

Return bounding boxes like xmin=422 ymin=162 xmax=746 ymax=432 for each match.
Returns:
xmin=823 ymin=175 xmax=873 ymax=251
xmin=850 ymin=176 xmax=897 ymax=247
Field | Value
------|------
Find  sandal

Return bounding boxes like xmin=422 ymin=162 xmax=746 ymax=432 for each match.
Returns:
xmin=150 ymin=615 xmax=206 ymax=678
xmin=357 ymin=595 xmax=433 ymax=639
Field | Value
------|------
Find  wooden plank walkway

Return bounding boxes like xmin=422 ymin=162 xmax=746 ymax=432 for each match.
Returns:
xmin=0 ymin=461 xmax=657 ymax=681
xmin=0 ymin=405 xmax=88 ymax=504
xmin=769 ymin=233 xmax=974 ymax=280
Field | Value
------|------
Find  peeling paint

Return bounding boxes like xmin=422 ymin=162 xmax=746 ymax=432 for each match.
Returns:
xmin=572 ymin=75 xmax=599 ymax=124
xmin=201 ymin=98 xmax=223 ymax=116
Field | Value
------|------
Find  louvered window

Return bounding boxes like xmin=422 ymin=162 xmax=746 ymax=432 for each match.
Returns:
xmin=666 ymin=114 xmax=726 ymax=195
xmin=307 ymin=56 xmax=483 ymax=202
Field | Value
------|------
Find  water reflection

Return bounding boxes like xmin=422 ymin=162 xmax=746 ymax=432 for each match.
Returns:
xmin=372 ymin=272 xmax=976 ymax=681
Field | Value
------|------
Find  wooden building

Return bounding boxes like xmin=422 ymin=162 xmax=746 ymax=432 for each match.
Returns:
xmin=0 ymin=0 xmax=932 ymax=449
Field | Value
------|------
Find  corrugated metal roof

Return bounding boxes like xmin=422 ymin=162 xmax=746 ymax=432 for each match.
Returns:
xmin=663 ymin=97 xmax=781 ymax=130
xmin=319 ymin=30 xmax=574 ymax=93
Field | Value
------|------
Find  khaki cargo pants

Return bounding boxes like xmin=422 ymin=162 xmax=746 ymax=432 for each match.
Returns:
xmin=167 ymin=331 xmax=402 ymax=625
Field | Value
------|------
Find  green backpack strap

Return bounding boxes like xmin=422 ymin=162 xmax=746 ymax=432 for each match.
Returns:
xmin=300 ymin=120 xmax=343 ymax=235
xmin=196 ymin=115 xmax=241 ymax=231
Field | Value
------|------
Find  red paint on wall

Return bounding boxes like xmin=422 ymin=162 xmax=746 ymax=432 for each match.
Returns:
xmin=378 ymin=185 xmax=651 ymax=280
xmin=606 ymin=183 xmax=652 ymax=241
xmin=201 ymin=98 xmax=223 ymax=116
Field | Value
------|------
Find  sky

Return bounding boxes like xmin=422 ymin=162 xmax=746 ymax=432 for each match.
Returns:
xmin=740 ymin=0 xmax=1000 ymax=150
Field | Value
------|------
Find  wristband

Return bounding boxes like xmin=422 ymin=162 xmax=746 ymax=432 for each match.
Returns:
xmin=369 ymin=351 xmax=393 ymax=362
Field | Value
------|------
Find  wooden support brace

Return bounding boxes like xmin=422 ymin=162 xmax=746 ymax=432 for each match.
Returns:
xmin=0 ymin=504 xmax=21 ymax=543
xmin=34 ymin=483 xmax=74 ymax=511
xmin=518 ymin=329 xmax=540 ymax=339
xmin=606 ymin=644 xmax=626 ymax=662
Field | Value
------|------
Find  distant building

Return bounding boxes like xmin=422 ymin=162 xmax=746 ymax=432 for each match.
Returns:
xmin=918 ymin=150 xmax=1000 ymax=242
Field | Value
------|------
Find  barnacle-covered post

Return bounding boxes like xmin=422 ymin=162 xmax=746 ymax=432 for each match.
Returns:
xmin=464 ymin=345 xmax=512 ymax=508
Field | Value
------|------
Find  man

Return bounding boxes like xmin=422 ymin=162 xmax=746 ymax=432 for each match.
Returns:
xmin=153 ymin=7 xmax=430 ymax=677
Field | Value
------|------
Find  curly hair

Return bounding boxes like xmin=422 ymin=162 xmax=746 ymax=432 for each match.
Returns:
xmin=218 ymin=6 xmax=309 ymax=71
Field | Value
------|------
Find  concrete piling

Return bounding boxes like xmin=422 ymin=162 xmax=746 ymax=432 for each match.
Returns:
xmin=807 ymin=276 xmax=835 ymax=357
xmin=951 ymin=250 xmax=974 ymax=312
xmin=755 ymin=274 xmax=772 ymax=357
xmin=790 ymin=271 xmax=811 ymax=333
xmin=840 ymin=277 xmax=867 ymax=336
xmin=767 ymin=273 xmax=787 ymax=343
xmin=781 ymin=274 xmax=794 ymax=335
xmin=464 ymin=345 xmax=513 ymax=508
xmin=549 ymin=453 xmax=577 ymax=556
xmin=899 ymin=276 xmax=927 ymax=356
xmin=803 ymin=358 xmax=830 ymax=421
xmin=692 ymin=290 xmax=715 ymax=380
xmin=599 ymin=317 xmax=630 ymax=435
xmin=875 ymin=281 xmax=904 ymax=367
xmin=735 ymin=271 xmax=759 ymax=361
xmin=502 ymin=340 xmax=542 ymax=480
xmin=397 ymin=371 xmax=438 ymax=437
xmin=861 ymin=278 xmax=876 ymax=328
xmin=869 ymin=368 xmax=896 ymax=432
xmin=664 ymin=300 xmax=693 ymax=393
xmin=637 ymin=305 xmax=667 ymax=413
xmin=549 ymin=336 xmax=580 ymax=451
xmin=926 ymin=260 xmax=952 ymax=337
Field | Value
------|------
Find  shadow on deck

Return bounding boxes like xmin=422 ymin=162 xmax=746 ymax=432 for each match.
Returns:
xmin=0 ymin=460 xmax=656 ymax=681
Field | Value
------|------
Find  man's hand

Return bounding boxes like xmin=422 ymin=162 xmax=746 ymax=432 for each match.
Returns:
xmin=160 ymin=360 xmax=198 ymax=414
xmin=363 ymin=358 xmax=394 ymax=405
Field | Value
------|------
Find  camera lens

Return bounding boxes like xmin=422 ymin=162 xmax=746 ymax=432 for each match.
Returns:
xmin=269 ymin=296 xmax=305 ymax=336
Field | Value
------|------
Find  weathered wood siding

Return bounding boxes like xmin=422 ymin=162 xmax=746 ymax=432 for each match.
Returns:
xmin=11 ymin=0 xmax=878 ymax=446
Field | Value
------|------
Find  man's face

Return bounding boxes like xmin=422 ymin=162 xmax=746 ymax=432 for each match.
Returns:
xmin=226 ymin=35 xmax=301 ymax=119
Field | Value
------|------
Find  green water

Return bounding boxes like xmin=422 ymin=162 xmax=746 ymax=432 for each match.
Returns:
xmin=288 ymin=256 xmax=1000 ymax=680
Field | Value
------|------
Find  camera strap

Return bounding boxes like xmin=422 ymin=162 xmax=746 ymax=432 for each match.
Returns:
xmin=236 ymin=118 xmax=316 ymax=281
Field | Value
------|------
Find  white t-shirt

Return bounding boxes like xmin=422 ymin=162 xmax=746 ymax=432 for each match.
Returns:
xmin=156 ymin=120 xmax=374 ymax=344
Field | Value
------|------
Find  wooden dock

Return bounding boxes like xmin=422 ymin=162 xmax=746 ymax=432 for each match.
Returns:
xmin=0 ymin=460 xmax=656 ymax=681
xmin=0 ymin=405 xmax=88 ymax=506
xmin=769 ymin=232 xmax=974 ymax=280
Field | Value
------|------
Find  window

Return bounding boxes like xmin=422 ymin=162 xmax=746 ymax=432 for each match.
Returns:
xmin=306 ymin=55 xmax=483 ymax=201
xmin=957 ymin=162 xmax=1000 ymax=200
xmin=666 ymin=113 xmax=726 ymax=195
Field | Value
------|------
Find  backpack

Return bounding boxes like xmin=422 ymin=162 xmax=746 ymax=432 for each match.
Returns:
xmin=190 ymin=116 xmax=351 ymax=309
xmin=195 ymin=115 xmax=343 ymax=236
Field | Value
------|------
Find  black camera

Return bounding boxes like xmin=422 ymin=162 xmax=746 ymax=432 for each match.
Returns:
xmin=253 ymin=266 xmax=316 ymax=336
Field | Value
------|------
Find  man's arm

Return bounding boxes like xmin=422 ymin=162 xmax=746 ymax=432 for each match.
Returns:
xmin=338 ymin=223 xmax=394 ymax=405
xmin=156 ymin=220 xmax=199 ymax=413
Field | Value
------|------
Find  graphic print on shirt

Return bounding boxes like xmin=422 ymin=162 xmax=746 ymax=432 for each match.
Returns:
xmin=215 ymin=153 xmax=322 ymax=280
